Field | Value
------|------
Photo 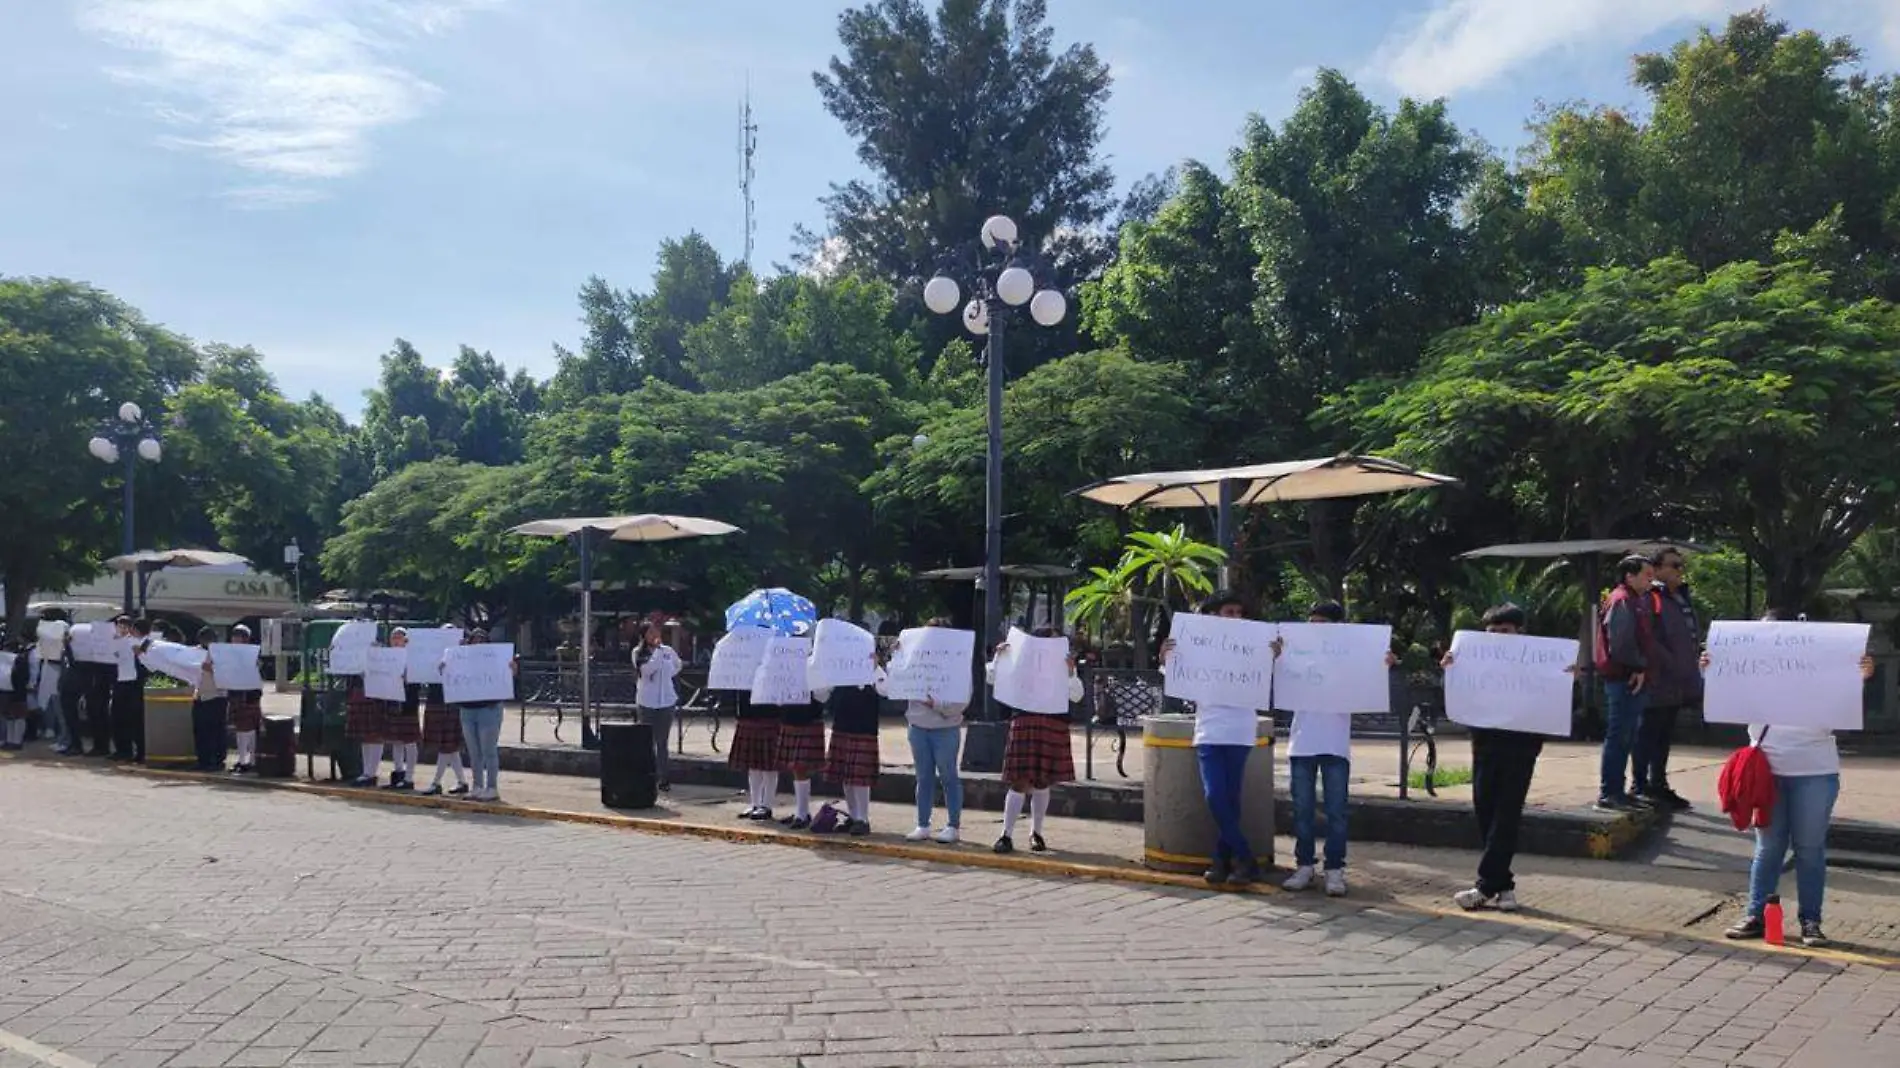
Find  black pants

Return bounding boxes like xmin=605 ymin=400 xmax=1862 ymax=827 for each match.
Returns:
xmin=87 ymin=673 xmax=116 ymax=754
xmin=60 ymin=683 xmax=86 ymax=751
xmin=1633 ymin=703 xmax=1681 ymax=794
xmin=111 ymin=681 xmax=145 ymax=759
xmin=1472 ymin=729 xmax=1544 ymax=897
xmin=192 ymin=697 xmax=229 ymax=770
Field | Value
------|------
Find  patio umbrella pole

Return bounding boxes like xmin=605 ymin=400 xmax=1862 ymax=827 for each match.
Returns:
xmin=1216 ymin=477 xmax=1238 ymax=590
xmin=576 ymin=529 xmax=599 ymax=751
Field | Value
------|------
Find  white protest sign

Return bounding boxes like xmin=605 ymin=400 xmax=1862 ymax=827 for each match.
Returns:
xmin=1162 ymin=614 xmax=1278 ymax=710
xmin=992 ymin=626 xmax=1075 ymax=715
xmin=1272 ymin=622 xmax=1393 ymax=715
xmin=750 ymin=636 xmax=814 ymax=706
xmin=884 ymin=627 xmax=977 ymax=705
xmin=70 ymin=623 xmax=117 ymax=665
xmin=808 ymin=619 xmax=877 ymax=689
xmin=0 ymin=652 xmax=14 ymax=691
xmin=365 ymin=647 xmax=409 ymax=702
xmin=328 ymin=621 xmax=378 ymax=676
xmin=442 ymin=643 xmax=515 ymax=704
xmin=209 ymin=643 xmax=263 ymax=691
xmin=1702 ymin=621 xmax=1869 ymax=730
xmin=35 ymin=620 xmax=68 ymax=661
xmin=141 ymin=641 xmax=205 ymax=688
xmin=708 ymin=628 xmax=772 ymax=690
xmin=1443 ymin=631 xmax=1579 ymax=737
xmin=403 ymin=628 xmax=463 ymax=686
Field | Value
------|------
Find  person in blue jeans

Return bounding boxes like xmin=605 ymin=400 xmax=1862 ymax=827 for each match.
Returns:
xmin=447 ymin=629 xmax=515 ymax=803
xmin=1159 ymin=591 xmax=1265 ymax=886
xmin=1595 ymin=555 xmax=1657 ymax=811
xmin=1721 ymin=629 xmax=1874 ymax=948
xmin=902 ymin=618 xmax=966 ymax=844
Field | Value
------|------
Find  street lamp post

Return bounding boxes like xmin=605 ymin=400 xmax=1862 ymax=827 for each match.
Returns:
xmin=88 ymin=402 xmax=162 ymax=614
xmin=923 ymin=214 xmax=1068 ymax=732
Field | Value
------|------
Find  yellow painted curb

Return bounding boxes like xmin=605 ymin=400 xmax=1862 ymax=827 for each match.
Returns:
xmin=63 ymin=758 xmax=1900 ymax=971
xmin=1141 ymin=737 xmax=1273 ymax=748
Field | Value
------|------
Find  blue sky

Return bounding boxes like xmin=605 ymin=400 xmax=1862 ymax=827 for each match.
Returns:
xmin=4 ymin=1 xmax=1898 ymax=419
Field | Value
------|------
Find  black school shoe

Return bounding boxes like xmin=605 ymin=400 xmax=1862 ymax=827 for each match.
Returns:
xmin=1204 ymin=856 xmax=1232 ymax=887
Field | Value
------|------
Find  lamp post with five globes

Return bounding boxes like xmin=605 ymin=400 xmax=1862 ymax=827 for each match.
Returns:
xmin=87 ymin=402 xmax=162 ymax=614
xmin=922 ymin=214 xmax=1067 ymax=725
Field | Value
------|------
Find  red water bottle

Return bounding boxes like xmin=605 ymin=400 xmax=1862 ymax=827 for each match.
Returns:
xmin=1764 ymin=895 xmax=1785 ymax=946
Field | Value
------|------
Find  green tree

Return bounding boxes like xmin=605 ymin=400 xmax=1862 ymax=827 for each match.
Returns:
xmin=811 ymin=0 xmax=1114 ymax=286
xmin=684 ymin=272 xmax=918 ymax=392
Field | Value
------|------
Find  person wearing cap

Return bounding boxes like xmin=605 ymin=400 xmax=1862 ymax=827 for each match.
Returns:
xmin=1158 ymin=591 xmax=1266 ymax=887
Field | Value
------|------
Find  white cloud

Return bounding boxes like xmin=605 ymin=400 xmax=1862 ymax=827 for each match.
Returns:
xmin=1373 ymin=0 xmax=1751 ymax=99
xmin=77 ymin=0 xmax=501 ymax=203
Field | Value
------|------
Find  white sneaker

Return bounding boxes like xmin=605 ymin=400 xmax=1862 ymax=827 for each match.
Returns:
xmin=1495 ymin=890 xmax=1520 ymax=913
xmin=1453 ymin=887 xmax=1489 ymax=911
xmin=934 ymin=826 xmax=960 ymax=845
xmin=1282 ymin=865 xmax=1317 ymax=891
xmin=1324 ymin=869 xmax=1348 ymax=897
xmin=904 ymin=826 xmax=932 ymax=842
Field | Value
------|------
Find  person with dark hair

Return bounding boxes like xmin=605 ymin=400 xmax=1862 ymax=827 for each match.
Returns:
xmin=1594 ymin=555 xmax=1658 ymax=810
xmin=902 ymin=617 xmax=967 ymax=844
xmin=380 ymin=628 xmax=420 ymax=789
xmin=1158 ymin=590 xmax=1265 ymax=886
xmin=108 ymin=616 xmax=151 ymax=762
xmin=451 ymin=628 xmax=513 ymax=802
xmin=1635 ymin=547 xmax=1698 ymax=810
xmin=633 ymin=622 xmax=681 ymax=793
xmin=189 ymin=627 xmax=228 ymax=771
xmin=1444 ymin=604 xmax=1576 ymax=912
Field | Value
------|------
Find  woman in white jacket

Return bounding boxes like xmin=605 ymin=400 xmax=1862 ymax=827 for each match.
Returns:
xmin=634 ymin=623 xmax=681 ymax=792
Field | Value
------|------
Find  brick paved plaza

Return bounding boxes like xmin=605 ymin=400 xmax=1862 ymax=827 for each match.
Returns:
xmin=2 ymin=761 xmax=1896 ymax=1068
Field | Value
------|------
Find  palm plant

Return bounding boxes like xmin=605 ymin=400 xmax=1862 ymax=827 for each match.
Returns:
xmin=1066 ymin=525 xmax=1225 ymax=666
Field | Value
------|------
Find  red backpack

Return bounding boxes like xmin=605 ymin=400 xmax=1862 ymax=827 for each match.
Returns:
xmin=1716 ymin=729 xmax=1776 ymax=831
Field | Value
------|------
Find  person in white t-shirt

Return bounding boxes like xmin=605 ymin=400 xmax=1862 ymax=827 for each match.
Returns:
xmin=1716 ymin=610 xmax=1875 ymax=949
xmin=1158 ymin=591 xmax=1266 ymax=887
xmin=1279 ymin=601 xmax=1397 ymax=898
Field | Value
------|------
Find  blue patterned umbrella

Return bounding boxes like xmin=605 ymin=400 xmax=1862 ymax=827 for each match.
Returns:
xmin=725 ymin=588 xmax=817 ymax=636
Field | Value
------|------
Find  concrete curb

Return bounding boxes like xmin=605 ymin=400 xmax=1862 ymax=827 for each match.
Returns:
xmin=14 ymin=753 xmax=1890 ymax=971
xmin=498 ymin=744 xmax=1662 ymax=860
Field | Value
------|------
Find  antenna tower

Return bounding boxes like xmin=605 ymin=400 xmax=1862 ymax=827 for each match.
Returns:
xmin=739 ymin=78 xmax=758 ymax=268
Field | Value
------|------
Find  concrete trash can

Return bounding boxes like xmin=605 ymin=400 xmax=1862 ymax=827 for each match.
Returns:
xmin=143 ymin=689 xmax=196 ymax=768
xmin=1141 ymin=713 xmax=1275 ymax=873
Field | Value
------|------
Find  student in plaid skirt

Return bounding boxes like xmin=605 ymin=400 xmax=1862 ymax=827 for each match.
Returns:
xmin=990 ymin=627 xmax=1084 ymax=855
xmin=418 ymin=682 xmax=468 ymax=796
xmin=819 ymin=660 xmax=885 ymax=837
xmin=345 ymin=673 xmax=384 ymax=788
xmin=381 ymin=629 xmax=422 ymax=790
xmin=729 ymin=692 xmax=781 ymax=820
xmin=224 ymin=625 xmax=263 ymax=773
xmin=775 ymin=696 xmax=827 ymax=830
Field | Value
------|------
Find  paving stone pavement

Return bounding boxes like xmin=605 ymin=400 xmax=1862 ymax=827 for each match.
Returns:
xmin=2 ymin=762 xmax=1895 ymax=1068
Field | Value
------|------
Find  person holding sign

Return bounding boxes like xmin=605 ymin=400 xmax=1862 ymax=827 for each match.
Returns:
xmin=189 ymin=627 xmax=229 ymax=772
xmin=1717 ymin=612 xmax=1875 ymax=949
xmin=776 ymin=694 xmax=828 ymax=830
xmin=989 ymin=627 xmax=1085 ymax=855
xmin=1280 ymin=601 xmax=1396 ymax=898
xmin=418 ymin=675 xmax=468 ymax=797
xmin=818 ymin=650 xmax=886 ymax=837
xmin=2 ymin=639 xmax=29 ymax=750
xmin=445 ymin=629 xmax=516 ymax=803
xmin=634 ymin=623 xmax=682 ymax=793
xmin=1158 ymin=592 xmax=1267 ymax=887
xmin=225 ymin=625 xmax=265 ymax=775
xmin=1442 ymin=605 xmax=1578 ymax=913
xmin=107 ymin=617 xmax=153 ymax=763
xmin=733 ymin=631 xmax=806 ymax=821
xmin=900 ymin=618 xmax=968 ymax=845
xmin=380 ymin=628 xmax=423 ymax=791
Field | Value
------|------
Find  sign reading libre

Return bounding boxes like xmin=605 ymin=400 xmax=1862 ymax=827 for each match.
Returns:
xmin=708 ymin=628 xmax=772 ymax=690
xmin=442 ymin=643 xmax=515 ymax=705
xmin=884 ymin=627 xmax=976 ymax=705
xmin=1443 ymin=631 xmax=1579 ymax=737
xmin=1702 ymin=621 xmax=1869 ymax=730
xmin=1162 ymin=614 xmax=1277 ymax=710
xmin=750 ymin=635 xmax=813 ymax=706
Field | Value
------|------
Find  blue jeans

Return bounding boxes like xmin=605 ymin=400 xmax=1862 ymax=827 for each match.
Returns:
xmin=1289 ymin=755 xmax=1349 ymax=870
xmin=459 ymin=704 xmax=504 ymax=793
xmin=1196 ymin=744 xmax=1254 ymax=865
xmin=1599 ymin=681 xmax=1646 ymax=799
xmin=908 ymin=725 xmax=963 ymax=829
xmin=1748 ymin=773 xmax=1839 ymax=924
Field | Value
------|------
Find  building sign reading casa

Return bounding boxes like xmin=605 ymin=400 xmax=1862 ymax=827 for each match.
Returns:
xmin=144 ymin=575 xmax=293 ymax=600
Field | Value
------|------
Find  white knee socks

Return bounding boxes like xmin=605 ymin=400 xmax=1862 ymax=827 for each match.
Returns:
xmin=4 ymin=720 xmax=23 ymax=746
xmin=1030 ymin=788 xmax=1051 ymax=836
xmin=1002 ymin=789 xmax=1026 ymax=837
xmin=235 ymin=730 xmax=257 ymax=765
xmin=748 ymin=769 xmax=776 ymax=810
xmin=361 ymin=743 xmax=383 ymax=779
xmin=793 ymin=778 xmax=813 ymax=820
xmin=399 ymin=742 xmax=417 ymax=778
xmin=433 ymin=750 xmax=466 ymax=786
xmin=846 ymin=784 xmax=871 ymax=822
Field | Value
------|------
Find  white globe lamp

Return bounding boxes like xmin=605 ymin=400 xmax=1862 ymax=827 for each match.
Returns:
xmin=923 ymin=276 xmax=961 ymax=316
xmin=137 ymin=438 xmax=162 ymax=462
xmin=88 ymin=436 xmax=117 ymax=463
xmin=981 ymin=214 xmax=1018 ymax=250
xmin=962 ymin=299 xmax=990 ymax=336
xmin=118 ymin=401 xmax=142 ymax=424
xmin=996 ymin=267 xmax=1034 ymax=306
xmin=1030 ymin=289 xmax=1067 ymax=327
xmin=911 ymin=433 xmax=930 ymax=449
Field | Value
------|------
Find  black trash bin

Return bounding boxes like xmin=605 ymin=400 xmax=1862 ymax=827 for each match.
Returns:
xmin=599 ymin=721 xmax=657 ymax=810
xmin=256 ymin=715 xmax=297 ymax=778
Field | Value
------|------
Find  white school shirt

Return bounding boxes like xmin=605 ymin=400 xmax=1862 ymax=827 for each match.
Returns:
xmin=1286 ymin=710 xmax=1353 ymax=759
xmin=114 ymin=636 xmax=139 ymax=683
xmin=1193 ymin=704 xmax=1260 ymax=748
xmin=634 ymin=644 xmax=681 ymax=708
xmin=1747 ymin=725 xmax=1840 ymax=778
xmin=982 ymin=660 xmax=1085 ymax=715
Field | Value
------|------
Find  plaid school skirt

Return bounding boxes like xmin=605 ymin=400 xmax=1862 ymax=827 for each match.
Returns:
xmin=383 ymin=700 xmax=421 ymax=744
xmin=826 ymin=730 xmax=880 ymax=787
xmin=229 ymin=692 xmax=263 ymax=733
xmin=344 ymin=688 xmax=382 ymax=742
xmin=422 ymin=697 xmax=462 ymax=751
xmin=1003 ymin=713 xmax=1075 ymax=790
xmin=775 ymin=721 xmax=827 ymax=775
xmin=728 ymin=715 xmax=781 ymax=772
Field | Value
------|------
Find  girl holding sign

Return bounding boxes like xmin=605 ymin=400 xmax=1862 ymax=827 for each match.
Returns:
xmin=419 ymin=680 xmax=468 ymax=797
xmin=775 ymin=695 xmax=828 ymax=829
xmin=381 ymin=628 xmax=422 ymax=791
xmin=903 ymin=619 xmax=967 ymax=844
xmin=189 ymin=627 xmax=229 ymax=772
xmin=820 ymin=656 xmax=886 ymax=836
xmin=991 ymin=627 xmax=1085 ymax=855
xmin=345 ymin=636 xmax=386 ymax=788
xmin=226 ymin=625 xmax=264 ymax=775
